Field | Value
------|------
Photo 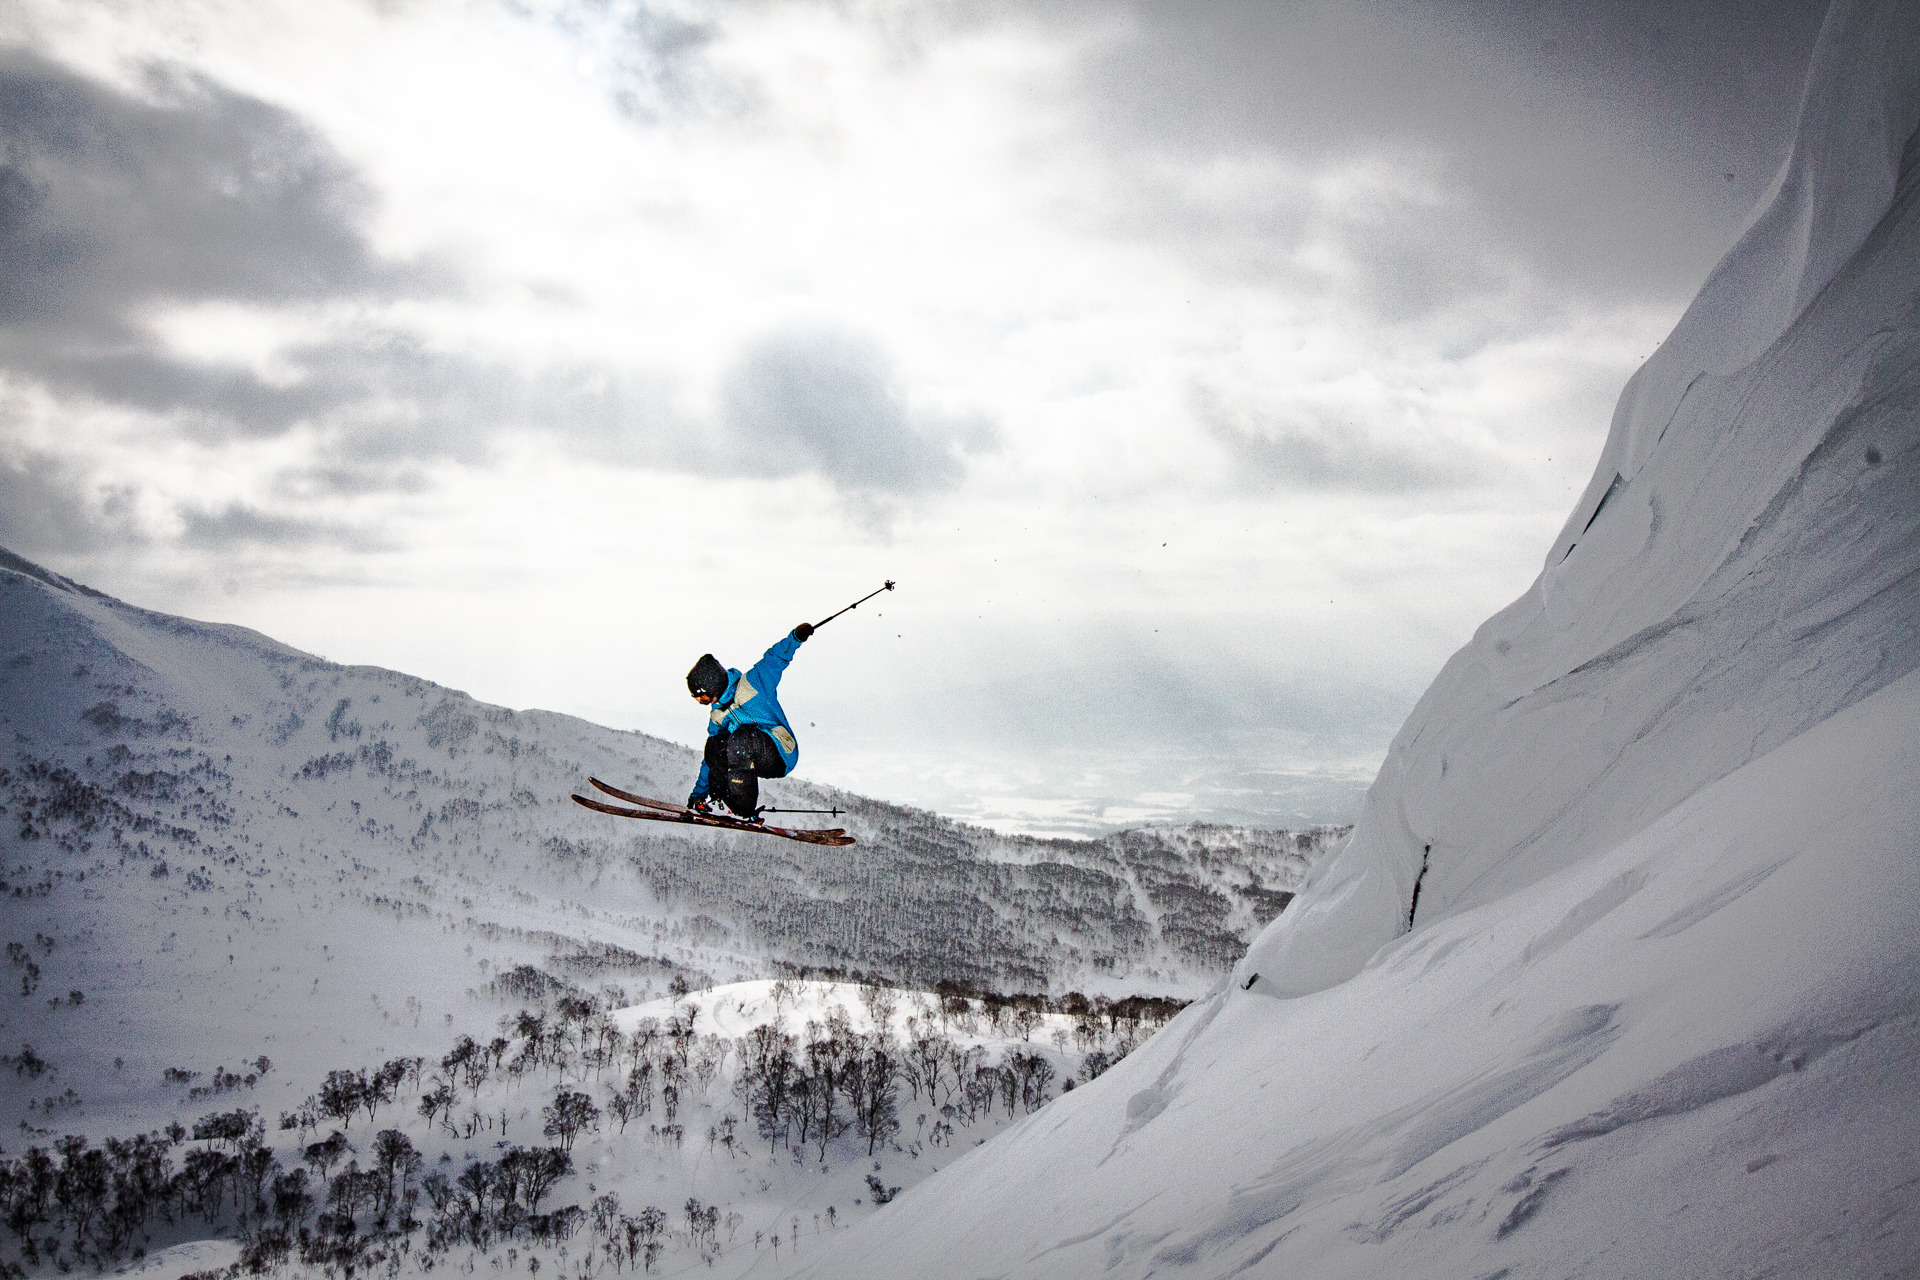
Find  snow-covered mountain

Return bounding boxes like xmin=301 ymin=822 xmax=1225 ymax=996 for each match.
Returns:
xmin=0 ymin=541 xmax=1347 ymax=1277
xmin=796 ymin=3 xmax=1920 ymax=1276
xmin=0 ymin=541 xmax=1339 ymax=1142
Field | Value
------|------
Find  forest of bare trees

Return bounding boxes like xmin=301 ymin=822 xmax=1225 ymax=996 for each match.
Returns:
xmin=0 ymin=979 xmax=1182 ymax=1278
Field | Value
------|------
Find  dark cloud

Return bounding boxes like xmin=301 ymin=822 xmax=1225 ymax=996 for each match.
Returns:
xmin=1194 ymin=386 xmax=1511 ymax=493
xmin=0 ymin=422 xmax=388 ymax=559
xmin=720 ymin=325 xmax=992 ymax=495
xmin=1061 ymin=0 xmax=1830 ymax=305
xmin=1101 ymin=154 xmax=1533 ymax=333
xmin=176 ymin=502 xmax=392 ymax=553
xmin=0 ymin=50 xmax=971 ymax=503
xmin=0 ymin=48 xmax=444 ymax=406
xmin=271 ymin=462 xmax=435 ymax=501
xmin=0 ymin=443 xmax=142 ymax=556
xmin=0 ymin=44 xmax=504 ymax=471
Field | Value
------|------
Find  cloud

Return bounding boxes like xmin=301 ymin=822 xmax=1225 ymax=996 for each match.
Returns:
xmin=175 ymin=502 xmax=392 ymax=553
xmin=957 ymin=656 xmax=1414 ymax=756
xmin=0 ymin=49 xmax=976 ymax=503
xmin=1194 ymin=385 xmax=1511 ymax=493
xmin=270 ymin=462 xmax=434 ymax=501
xmin=0 ymin=45 xmax=540 ymax=474
xmin=547 ymin=1 xmax=730 ymax=126
xmin=0 ymin=443 xmax=142 ymax=556
xmin=1059 ymin=0 xmax=1829 ymax=305
xmin=719 ymin=325 xmax=992 ymax=495
xmin=1092 ymin=149 xmax=1532 ymax=337
xmin=0 ymin=49 xmax=441 ymax=406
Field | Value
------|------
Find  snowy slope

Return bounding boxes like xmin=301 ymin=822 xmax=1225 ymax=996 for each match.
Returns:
xmin=0 ymin=549 xmax=1337 ymax=1276
xmin=0 ymin=545 xmax=1336 ymax=1142
xmin=796 ymin=2 xmax=1920 ymax=1275
xmin=1248 ymin=0 xmax=1920 ymax=997
xmin=802 ymin=662 xmax=1920 ymax=1280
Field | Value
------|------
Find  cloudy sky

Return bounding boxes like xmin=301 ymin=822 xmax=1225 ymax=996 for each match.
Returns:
xmin=0 ymin=0 xmax=1828 ymax=834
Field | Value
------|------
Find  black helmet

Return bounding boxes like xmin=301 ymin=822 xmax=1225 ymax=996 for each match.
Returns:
xmin=686 ymin=654 xmax=728 ymax=700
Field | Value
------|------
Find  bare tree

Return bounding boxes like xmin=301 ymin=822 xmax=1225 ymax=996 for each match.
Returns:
xmin=692 ymin=1036 xmax=728 ymax=1095
xmin=541 ymin=1089 xmax=599 ymax=1152
xmin=858 ymin=983 xmax=898 ymax=1036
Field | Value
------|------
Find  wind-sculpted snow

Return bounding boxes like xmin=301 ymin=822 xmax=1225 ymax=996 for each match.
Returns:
xmin=798 ymin=3 xmax=1920 ymax=1276
xmin=800 ymin=663 xmax=1920 ymax=1279
xmin=1245 ymin=0 xmax=1920 ymax=997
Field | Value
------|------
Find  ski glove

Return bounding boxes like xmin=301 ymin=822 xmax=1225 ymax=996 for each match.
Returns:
xmin=794 ymin=622 xmax=814 ymax=641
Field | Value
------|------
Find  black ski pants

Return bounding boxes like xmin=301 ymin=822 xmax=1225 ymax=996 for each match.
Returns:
xmin=704 ymin=727 xmax=788 ymax=816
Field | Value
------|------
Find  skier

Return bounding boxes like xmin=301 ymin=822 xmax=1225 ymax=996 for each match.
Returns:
xmin=685 ymin=623 xmax=814 ymax=820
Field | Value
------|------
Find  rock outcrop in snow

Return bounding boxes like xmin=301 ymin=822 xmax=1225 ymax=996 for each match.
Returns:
xmin=1243 ymin=0 xmax=1920 ymax=998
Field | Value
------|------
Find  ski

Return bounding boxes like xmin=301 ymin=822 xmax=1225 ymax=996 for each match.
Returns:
xmin=570 ymin=793 xmax=856 ymax=847
xmin=589 ymin=776 xmax=848 ymax=835
xmin=588 ymin=776 xmax=690 ymax=813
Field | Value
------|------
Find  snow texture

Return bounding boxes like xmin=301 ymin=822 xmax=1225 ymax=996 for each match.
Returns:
xmin=796 ymin=2 xmax=1920 ymax=1275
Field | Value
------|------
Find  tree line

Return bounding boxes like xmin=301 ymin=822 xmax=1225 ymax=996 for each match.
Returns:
xmin=0 ymin=980 xmax=1186 ymax=1277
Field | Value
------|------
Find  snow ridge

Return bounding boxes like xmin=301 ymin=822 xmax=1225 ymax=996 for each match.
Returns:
xmin=1245 ymin=0 xmax=1920 ymax=997
xmin=795 ymin=2 xmax=1920 ymax=1276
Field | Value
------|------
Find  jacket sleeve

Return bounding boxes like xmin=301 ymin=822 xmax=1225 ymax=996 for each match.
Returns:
xmin=749 ymin=632 xmax=803 ymax=695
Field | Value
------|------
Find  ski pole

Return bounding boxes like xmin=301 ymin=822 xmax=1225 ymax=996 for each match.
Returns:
xmin=812 ymin=580 xmax=895 ymax=631
xmin=757 ymin=806 xmax=846 ymax=817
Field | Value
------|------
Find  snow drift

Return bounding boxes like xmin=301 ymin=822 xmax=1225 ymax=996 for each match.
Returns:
xmin=796 ymin=2 xmax=1920 ymax=1275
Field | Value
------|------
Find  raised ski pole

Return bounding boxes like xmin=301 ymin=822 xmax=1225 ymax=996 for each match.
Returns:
xmin=812 ymin=580 xmax=895 ymax=631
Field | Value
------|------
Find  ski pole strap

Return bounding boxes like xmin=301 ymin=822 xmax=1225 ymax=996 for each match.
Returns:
xmin=812 ymin=579 xmax=895 ymax=630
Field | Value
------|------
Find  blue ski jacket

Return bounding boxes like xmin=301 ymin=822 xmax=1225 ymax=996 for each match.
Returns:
xmin=689 ymin=630 xmax=804 ymax=801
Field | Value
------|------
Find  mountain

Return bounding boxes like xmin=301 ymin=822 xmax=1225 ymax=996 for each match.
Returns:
xmin=0 ymin=543 xmax=1340 ymax=1144
xmin=794 ymin=3 xmax=1920 ymax=1276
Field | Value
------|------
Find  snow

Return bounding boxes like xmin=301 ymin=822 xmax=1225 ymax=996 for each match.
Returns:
xmin=1246 ymin=0 xmax=1920 ymax=999
xmin=494 ymin=978 xmax=1104 ymax=1279
xmin=803 ymin=664 xmax=1920 ymax=1277
xmin=0 ymin=538 xmax=1281 ymax=1274
xmin=612 ymin=978 xmax=1083 ymax=1059
xmin=113 ymin=1238 xmax=242 ymax=1280
xmin=4 ymin=0 xmax=1915 ymax=1272
xmin=1597 ymin=0 xmax=1920 ymax=502
xmin=794 ymin=1 xmax=1920 ymax=1275
xmin=0 ymin=547 xmax=1320 ymax=1146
